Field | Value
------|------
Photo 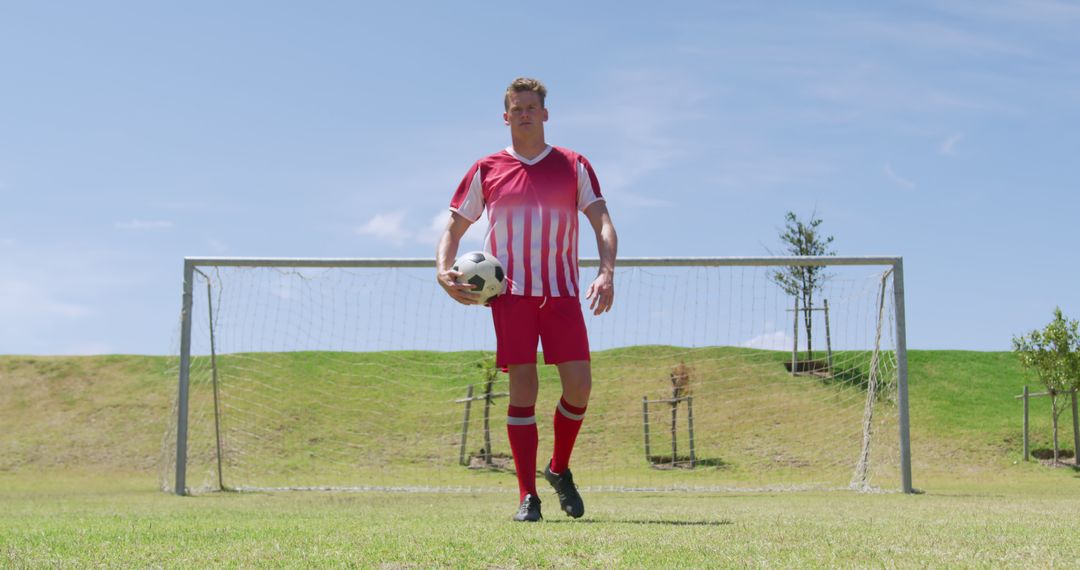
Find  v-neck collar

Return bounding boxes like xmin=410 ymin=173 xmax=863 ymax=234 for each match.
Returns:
xmin=505 ymin=145 xmax=552 ymax=166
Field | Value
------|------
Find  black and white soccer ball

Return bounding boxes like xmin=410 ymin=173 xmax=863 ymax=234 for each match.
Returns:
xmin=453 ymin=251 xmax=505 ymax=305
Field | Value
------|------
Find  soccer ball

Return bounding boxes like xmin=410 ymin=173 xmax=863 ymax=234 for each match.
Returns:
xmin=453 ymin=251 xmax=505 ymax=305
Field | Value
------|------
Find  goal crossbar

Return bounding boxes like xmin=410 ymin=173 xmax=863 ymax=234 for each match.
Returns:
xmin=172 ymin=256 xmax=911 ymax=495
xmin=182 ymin=255 xmax=902 ymax=269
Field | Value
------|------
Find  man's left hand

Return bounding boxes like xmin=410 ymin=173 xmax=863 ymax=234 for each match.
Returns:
xmin=585 ymin=272 xmax=614 ymax=315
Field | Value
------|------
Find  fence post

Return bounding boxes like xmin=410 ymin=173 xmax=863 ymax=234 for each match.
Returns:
xmin=482 ymin=379 xmax=494 ymax=465
xmin=642 ymin=397 xmax=652 ymax=465
xmin=671 ymin=400 xmax=678 ymax=467
xmin=1072 ymin=389 xmax=1079 ymax=464
xmin=824 ymin=299 xmax=833 ymax=372
xmin=791 ymin=296 xmax=799 ymax=376
xmin=687 ymin=396 xmax=696 ymax=468
xmin=1023 ymin=385 xmax=1029 ymax=461
xmin=459 ymin=384 xmax=474 ymax=466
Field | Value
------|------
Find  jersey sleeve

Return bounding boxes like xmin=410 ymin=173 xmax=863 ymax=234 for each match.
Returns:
xmin=576 ymin=155 xmax=604 ymax=212
xmin=449 ymin=162 xmax=485 ymax=222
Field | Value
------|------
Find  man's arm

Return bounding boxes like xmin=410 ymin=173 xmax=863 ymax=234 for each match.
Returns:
xmin=436 ymin=212 xmax=482 ymax=305
xmin=583 ymin=201 xmax=617 ymax=315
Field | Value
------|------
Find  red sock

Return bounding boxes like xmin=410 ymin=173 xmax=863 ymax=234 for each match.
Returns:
xmin=550 ymin=397 xmax=587 ymax=474
xmin=506 ymin=405 xmax=538 ymax=502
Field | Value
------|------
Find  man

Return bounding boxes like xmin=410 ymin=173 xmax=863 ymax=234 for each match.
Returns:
xmin=436 ymin=77 xmax=617 ymax=522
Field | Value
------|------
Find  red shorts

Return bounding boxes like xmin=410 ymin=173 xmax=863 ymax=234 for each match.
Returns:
xmin=490 ymin=295 xmax=590 ymax=369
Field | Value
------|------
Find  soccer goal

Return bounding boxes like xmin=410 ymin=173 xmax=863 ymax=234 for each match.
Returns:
xmin=160 ymin=257 xmax=911 ymax=495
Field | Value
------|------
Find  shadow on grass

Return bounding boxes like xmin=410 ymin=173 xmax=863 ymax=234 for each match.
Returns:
xmin=1026 ymin=449 xmax=1080 ymax=474
xmin=464 ymin=452 xmax=515 ymax=472
xmin=780 ymin=355 xmax=896 ymax=397
xmin=646 ymin=456 xmax=728 ymax=469
xmin=824 ymin=365 xmax=870 ymax=390
xmin=545 ymin=518 xmax=733 ymax=526
xmin=1030 ymin=448 xmax=1075 ymax=461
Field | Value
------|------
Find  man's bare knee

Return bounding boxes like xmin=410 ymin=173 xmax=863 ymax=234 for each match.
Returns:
xmin=557 ymin=361 xmax=592 ymax=407
xmin=507 ymin=364 xmax=539 ymax=407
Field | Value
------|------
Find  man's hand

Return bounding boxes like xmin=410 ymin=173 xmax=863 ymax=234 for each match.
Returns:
xmin=585 ymin=272 xmax=614 ymax=315
xmin=436 ymin=212 xmax=482 ymax=306
xmin=438 ymin=267 xmax=482 ymax=305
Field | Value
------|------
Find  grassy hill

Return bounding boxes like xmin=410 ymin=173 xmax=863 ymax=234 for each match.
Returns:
xmin=0 ymin=355 xmax=172 ymax=474
xmin=0 ymin=349 xmax=1070 ymax=490
xmin=908 ymin=350 xmax=1065 ymax=466
xmin=6 ymin=350 xmax=1080 ymax=568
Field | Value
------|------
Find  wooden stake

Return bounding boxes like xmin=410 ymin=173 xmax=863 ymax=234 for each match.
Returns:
xmin=687 ymin=396 xmax=696 ymax=468
xmin=459 ymin=384 xmax=474 ymax=466
xmin=642 ymin=396 xmax=652 ymax=465
xmin=1072 ymin=389 xmax=1079 ymax=464
xmin=791 ymin=296 xmax=799 ymax=376
xmin=482 ymin=377 xmax=494 ymax=466
xmin=1023 ymin=385 xmax=1029 ymax=461
xmin=824 ymin=298 xmax=833 ymax=372
xmin=671 ymin=399 xmax=678 ymax=467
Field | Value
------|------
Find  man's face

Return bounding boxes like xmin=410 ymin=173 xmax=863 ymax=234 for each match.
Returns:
xmin=503 ymin=90 xmax=548 ymax=134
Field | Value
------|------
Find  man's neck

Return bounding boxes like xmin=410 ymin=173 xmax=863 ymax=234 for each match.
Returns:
xmin=510 ymin=137 xmax=548 ymax=161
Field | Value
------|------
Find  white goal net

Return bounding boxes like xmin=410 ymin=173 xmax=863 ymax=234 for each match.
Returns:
xmin=160 ymin=257 xmax=911 ymax=495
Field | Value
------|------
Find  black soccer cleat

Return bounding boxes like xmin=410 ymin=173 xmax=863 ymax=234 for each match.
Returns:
xmin=544 ymin=462 xmax=584 ymax=518
xmin=512 ymin=493 xmax=543 ymax=522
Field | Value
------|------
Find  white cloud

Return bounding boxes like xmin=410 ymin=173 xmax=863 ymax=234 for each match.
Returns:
xmin=115 ymin=219 xmax=174 ymax=230
xmin=417 ymin=211 xmax=450 ymax=248
xmin=156 ymin=200 xmax=208 ymax=210
xmin=939 ymin=133 xmax=964 ymax=156
xmin=360 ymin=210 xmax=486 ymax=249
xmin=617 ymin=192 xmax=674 ymax=208
xmin=710 ymin=156 xmax=836 ymax=192
xmin=270 ymin=276 xmax=295 ymax=301
xmin=206 ymin=238 xmax=229 ymax=255
xmin=938 ymin=0 xmax=1080 ymax=29
xmin=835 ymin=14 xmax=1031 ymax=58
xmin=0 ymin=243 xmax=143 ymax=354
xmin=356 ymin=211 xmax=410 ymax=246
xmin=884 ymin=163 xmax=915 ymax=189
xmin=0 ymin=280 xmax=91 ymax=319
xmin=742 ymin=330 xmax=794 ymax=351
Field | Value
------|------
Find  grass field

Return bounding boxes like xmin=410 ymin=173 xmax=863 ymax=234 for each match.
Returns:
xmin=3 ymin=351 xmax=1080 ymax=567
xmin=169 ymin=345 xmax=911 ymax=493
xmin=5 ymin=473 xmax=1080 ymax=568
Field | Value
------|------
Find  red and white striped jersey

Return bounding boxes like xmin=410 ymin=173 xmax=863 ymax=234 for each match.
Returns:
xmin=450 ymin=145 xmax=604 ymax=297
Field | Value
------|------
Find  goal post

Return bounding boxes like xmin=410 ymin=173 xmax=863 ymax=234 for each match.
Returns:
xmin=163 ymin=256 xmax=911 ymax=495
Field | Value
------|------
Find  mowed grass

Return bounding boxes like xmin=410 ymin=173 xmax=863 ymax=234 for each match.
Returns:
xmin=5 ymin=473 xmax=1080 ymax=568
xmin=3 ymin=351 xmax=1080 ymax=567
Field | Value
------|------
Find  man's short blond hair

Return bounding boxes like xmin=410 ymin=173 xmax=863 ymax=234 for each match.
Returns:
xmin=504 ymin=77 xmax=547 ymax=111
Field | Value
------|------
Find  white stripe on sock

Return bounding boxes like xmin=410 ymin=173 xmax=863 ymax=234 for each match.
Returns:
xmin=506 ymin=415 xmax=536 ymax=426
xmin=557 ymin=402 xmax=585 ymax=422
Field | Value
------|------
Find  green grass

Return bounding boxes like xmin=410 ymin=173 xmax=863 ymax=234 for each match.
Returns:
xmin=909 ymin=351 xmax=1068 ymax=463
xmin=4 ymin=473 xmax=1080 ymax=568
xmin=1 ymin=350 xmax=1052 ymax=480
xmin=3 ymin=351 xmax=1080 ymax=567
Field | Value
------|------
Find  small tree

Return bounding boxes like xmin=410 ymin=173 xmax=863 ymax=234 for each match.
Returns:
xmin=1012 ymin=308 xmax=1080 ymax=463
xmin=668 ymin=362 xmax=692 ymax=464
xmin=770 ymin=211 xmax=835 ymax=360
xmin=669 ymin=361 xmax=692 ymax=443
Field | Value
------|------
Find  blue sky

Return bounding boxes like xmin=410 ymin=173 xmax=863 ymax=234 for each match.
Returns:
xmin=1 ymin=1 xmax=1078 ymax=355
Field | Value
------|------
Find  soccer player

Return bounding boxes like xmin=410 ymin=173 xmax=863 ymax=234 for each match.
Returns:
xmin=436 ymin=77 xmax=618 ymax=522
